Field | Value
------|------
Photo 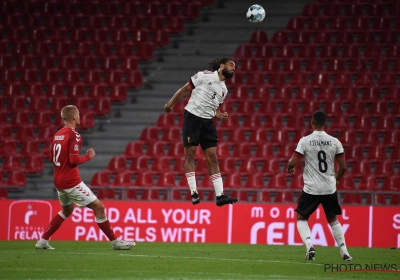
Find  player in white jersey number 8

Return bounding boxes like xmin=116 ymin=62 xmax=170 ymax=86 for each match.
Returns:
xmin=164 ymin=57 xmax=238 ymax=207
xmin=286 ymin=111 xmax=353 ymax=261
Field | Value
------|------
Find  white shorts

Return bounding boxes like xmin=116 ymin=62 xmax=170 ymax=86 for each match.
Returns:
xmin=57 ymin=182 xmax=97 ymax=208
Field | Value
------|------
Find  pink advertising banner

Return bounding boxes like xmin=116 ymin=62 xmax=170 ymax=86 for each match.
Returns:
xmin=0 ymin=200 xmax=398 ymax=248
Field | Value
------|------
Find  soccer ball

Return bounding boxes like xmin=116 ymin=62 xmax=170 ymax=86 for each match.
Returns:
xmin=246 ymin=4 xmax=265 ymax=23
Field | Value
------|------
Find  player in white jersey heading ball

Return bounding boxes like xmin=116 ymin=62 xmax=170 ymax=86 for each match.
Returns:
xmin=286 ymin=111 xmax=353 ymax=261
xmin=164 ymin=57 xmax=238 ymax=207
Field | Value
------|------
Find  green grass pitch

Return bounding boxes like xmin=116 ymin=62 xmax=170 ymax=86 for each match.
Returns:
xmin=0 ymin=241 xmax=398 ymax=279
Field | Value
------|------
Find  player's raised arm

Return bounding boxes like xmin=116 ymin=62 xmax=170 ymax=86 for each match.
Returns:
xmin=164 ymin=82 xmax=192 ymax=113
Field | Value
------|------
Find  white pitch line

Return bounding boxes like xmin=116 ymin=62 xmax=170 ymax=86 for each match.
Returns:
xmin=5 ymin=251 xmax=323 ymax=267
xmin=120 ymin=254 xmax=323 ymax=266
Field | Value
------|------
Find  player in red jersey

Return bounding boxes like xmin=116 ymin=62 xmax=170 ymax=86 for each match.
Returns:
xmin=35 ymin=105 xmax=135 ymax=250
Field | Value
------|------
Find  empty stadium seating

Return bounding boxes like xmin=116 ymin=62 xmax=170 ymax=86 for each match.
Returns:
xmin=2 ymin=0 xmax=398 ymax=206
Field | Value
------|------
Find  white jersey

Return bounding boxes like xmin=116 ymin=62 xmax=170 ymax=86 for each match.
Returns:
xmin=185 ymin=70 xmax=228 ymax=119
xmin=295 ymin=131 xmax=344 ymax=195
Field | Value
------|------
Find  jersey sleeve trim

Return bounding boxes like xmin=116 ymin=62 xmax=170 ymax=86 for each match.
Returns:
xmin=335 ymin=152 xmax=345 ymax=158
xmin=188 ymin=78 xmax=195 ymax=89
xmin=293 ymin=151 xmax=304 ymax=158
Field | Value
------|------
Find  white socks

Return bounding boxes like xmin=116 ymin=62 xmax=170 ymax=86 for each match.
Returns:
xmin=330 ymin=221 xmax=349 ymax=257
xmin=186 ymin=172 xmax=197 ymax=194
xmin=297 ymin=220 xmax=313 ymax=250
xmin=211 ymin=173 xmax=223 ymax=196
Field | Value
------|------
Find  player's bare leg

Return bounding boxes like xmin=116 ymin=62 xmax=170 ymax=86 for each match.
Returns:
xmin=88 ymin=199 xmax=135 ymax=250
xmin=326 ymin=215 xmax=353 ymax=261
xmin=204 ymin=147 xmax=237 ymax=207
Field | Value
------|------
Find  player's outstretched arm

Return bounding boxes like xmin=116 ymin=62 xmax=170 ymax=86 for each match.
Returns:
xmin=164 ymin=82 xmax=192 ymax=113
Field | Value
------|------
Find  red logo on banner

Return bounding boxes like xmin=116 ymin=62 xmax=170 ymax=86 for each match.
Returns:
xmin=8 ymin=200 xmax=53 ymax=241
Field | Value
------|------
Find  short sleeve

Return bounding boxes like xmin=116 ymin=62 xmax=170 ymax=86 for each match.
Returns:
xmin=295 ymin=137 xmax=306 ymax=157
xmin=335 ymin=138 xmax=345 ymax=158
xmin=189 ymin=71 xmax=205 ymax=88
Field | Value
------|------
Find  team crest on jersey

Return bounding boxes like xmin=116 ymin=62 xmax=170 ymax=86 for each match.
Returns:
xmin=74 ymin=144 xmax=79 ymax=151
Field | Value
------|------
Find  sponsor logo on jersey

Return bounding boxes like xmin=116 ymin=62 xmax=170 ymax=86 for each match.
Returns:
xmin=74 ymin=144 xmax=79 ymax=151
xmin=55 ymin=135 xmax=65 ymax=140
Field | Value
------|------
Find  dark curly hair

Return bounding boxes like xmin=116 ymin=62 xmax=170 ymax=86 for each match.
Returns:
xmin=208 ymin=57 xmax=234 ymax=71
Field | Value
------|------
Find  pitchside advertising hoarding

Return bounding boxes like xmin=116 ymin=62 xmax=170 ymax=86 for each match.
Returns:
xmin=0 ymin=200 xmax=399 ymax=248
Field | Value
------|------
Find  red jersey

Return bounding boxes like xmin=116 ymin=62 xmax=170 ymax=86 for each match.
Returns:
xmin=51 ymin=127 xmax=90 ymax=190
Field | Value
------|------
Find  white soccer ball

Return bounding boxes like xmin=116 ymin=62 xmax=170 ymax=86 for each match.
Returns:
xmin=246 ymin=4 xmax=265 ymax=23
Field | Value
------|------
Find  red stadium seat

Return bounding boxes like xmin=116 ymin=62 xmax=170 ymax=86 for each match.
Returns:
xmin=358 ymin=130 xmax=380 ymax=146
xmin=129 ymin=156 xmax=150 ymax=174
xmin=249 ymin=30 xmax=268 ymax=44
xmin=140 ymin=127 xmax=160 ymax=142
xmin=1 ymin=155 xmax=22 ymax=173
xmin=109 ymin=86 xmax=128 ymax=102
xmin=92 ymin=98 xmax=111 ymax=116
xmin=219 ymin=158 xmax=237 ymax=174
xmin=350 ymin=160 xmax=371 ymax=178
xmin=5 ymin=170 xmax=26 ymax=188
xmin=352 ymin=115 xmax=372 ymax=131
xmin=366 ymin=194 xmax=386 ymax=206
xmin=260 ymin=191 xmax=271 ymax=203
xmin=289 ymin=174 xmax=304 ymax=190
xmin=381 ymin=176 xmax=400 ymax=192
xmin=238 ymin=158 xmax=259 ymax=175
xmin=0 ymin=188 xmax=8 ymax=199
xmin=342 ymin=193 xmax=362 ymax=205
xmin=254 ymin=44 xmax=278 ymax=59
xmin=133 ymin=171 xmax=154 ymax=187
xmin=37 ymin=126 xmax=55 ymax=144
xmin=223 ymin=173 xmax=243 ymax=189
xmin=10 ymin=111 xmax=30 ymax=128
xmin=373 ymin=160 xmax=394 ymax=178
xmin=259 ymin=59 xmax=279 ymax=74
xmin=382 ymin=131 xmax=400 ymax=146
xmin=0 ymin=140 xmax=17 ymax=157
xmin=151 ymin=156 xmax=171 ymax=173
xmin=97 ymin=189 xmax=117 ymax=200
xmin=15 ymin=126 xmax=35 ymax=143
xmin=19 ymin=140 xmax=40 ymax=158
xmin=112 ymin=171 xmax=133 ymax=188
xmin=357 ymin=175 xmax=378 ymax=192
xmin=106 ymin=156 xmax=127 ymax=174
xmin=90 ymin=171 xmax=111 ymax=187
xmin=156 ymin=172 xmax=177 ymax=187
xmin=123 ymin=141 xmax=144 ymax=160
xmin=244 ymin=173 xmax=265 ymax=189
xmin=24 ymin=155 xmax=44 ymax=174
xmin=337 ymin=175 xmax=355 ymax=191
xmin=267 ymin=173 xmax=287 ymax=189
xmin=274 ymin=192 xmax=294 ymax=203
xmin=389 ymin=194 xmax=400 ymax=206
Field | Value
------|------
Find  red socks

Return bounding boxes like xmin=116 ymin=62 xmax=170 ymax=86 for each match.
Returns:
xmin=42 ymin=213 xmax=65 ymax=240
xmin=96 ymin=219 xmax=117 ymax=241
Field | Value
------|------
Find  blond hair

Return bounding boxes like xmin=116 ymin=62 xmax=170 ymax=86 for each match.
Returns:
xmin=61 ymin=105 xmax=78 ymax=122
